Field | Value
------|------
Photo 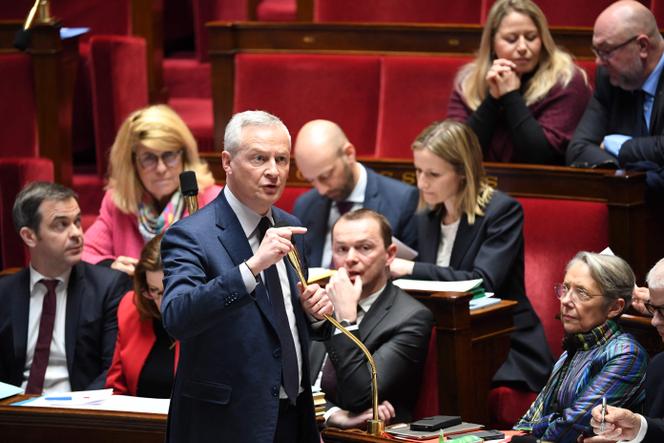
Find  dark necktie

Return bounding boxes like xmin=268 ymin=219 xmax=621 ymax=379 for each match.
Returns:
xmin=336 ymin=201 xmax=354 ymax=216
xmin=257 ymin=217 xmax=299 ymax=403
xmin=26 ymin=279 xmax=59 ymax=395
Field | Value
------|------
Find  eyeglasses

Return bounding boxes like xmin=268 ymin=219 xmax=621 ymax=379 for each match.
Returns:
xmin=135 ymin=149 xmax=183 ymax=170
xmin=644 ymin=301 xmax=664 ymax=317
xmin=591 ymin=35 xmax=639 ymax=61
xmin=554 ymin=283 xmax=603 ymax=303
xmin=143 ymin=286 xmax=164 ymax=299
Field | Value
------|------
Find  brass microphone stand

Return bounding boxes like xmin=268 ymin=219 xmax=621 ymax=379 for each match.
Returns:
xmin=284 ymin=245 xmax=384 ymax=436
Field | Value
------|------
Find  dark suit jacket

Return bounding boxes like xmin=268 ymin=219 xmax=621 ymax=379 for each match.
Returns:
xmin=309 ymin=282 xmax=433 ymax=423
xmin=411 ymin=190 xmax=554 ymax=392
xmin=293 ymin=166 xmax=419 ymax=267
xmin=161 ymin=191 xmax=322 ymax=443
xmin=567 ymin=65 xmax=664 ymax=168
xmin=0 ymin=261 xmax=129 ymax=391
xmin=642 ymin=351 xmax=664 ymax=443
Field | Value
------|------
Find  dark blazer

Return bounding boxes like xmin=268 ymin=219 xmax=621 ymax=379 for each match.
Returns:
xmin=642 ymin=352 xmax=664 ymax=442
xmin=293 ymin=166 xmax=419 ymax=267
xmin=105 ymin=291 xmax=179 ymax=396
xmin=309 ymin=282 xmax=433 ymax=423
xmin=567 ymin=65 xmax=664 ymax=168
xmin=411 ymin=190 xmax=554 ymax=392
xmin=0 ymin=261 xmax=129 ymax=391
xmin=161 ymin=191 xmax=322 ymax=443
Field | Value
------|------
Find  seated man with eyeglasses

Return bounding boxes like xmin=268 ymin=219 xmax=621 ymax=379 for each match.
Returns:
xmin=83 ymin=105 xmax=221 ymax=276
xmin=567 ymin=1 xmax=664 ymax=184
xmin=583 ymin=257 xmax=664 ymax=443
xmin=514 ymin=251 xmax=648 ymax=443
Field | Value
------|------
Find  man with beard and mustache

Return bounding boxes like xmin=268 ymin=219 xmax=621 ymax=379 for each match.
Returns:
xmin=0 ymin=182 xmax=130 ymax=395
xmin=293 ymin=119 xmax=418 ymax=267
xmin=567 ymin=1 xmax=664 ymax=179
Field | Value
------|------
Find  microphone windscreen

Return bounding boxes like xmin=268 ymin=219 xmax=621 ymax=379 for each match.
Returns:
xmin=179 ymin=171 xmax=198 ymax=196
xmin=14 ymin=29 xmax=30 ymax=51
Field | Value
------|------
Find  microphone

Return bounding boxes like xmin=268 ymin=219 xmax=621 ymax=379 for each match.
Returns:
xmin=277 ymin=221 xmax=384 ymax=436
xmin=14 ymin=0 xmax=53 ymax=50
xmin=179 ymin=171 xmax=199 ymax=215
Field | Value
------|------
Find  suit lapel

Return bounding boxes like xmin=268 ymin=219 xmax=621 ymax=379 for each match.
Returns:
xmin=65 ymin=263 xmax=84 ymax=372
xmin=214 ymin=192 xmax=277 ymax=335
xmin=450 ymin=215 xmax=474 ymax=267
xmin=307 ymin=198 xmax=331 ymax=266
xmin=362 ymin=169 xmax=381 ymax=212
xmin=12 ymin=269 xmax=31 ymax=380
xmin=419 ymin=209 xmax=441 ymax=263
xmin=309 ymin=340 xmax=326 ymax=381
xmin=650 ymin=71 xmax=664 ymax=134
xmin=358 ymin=283 xmax=396 ymax=342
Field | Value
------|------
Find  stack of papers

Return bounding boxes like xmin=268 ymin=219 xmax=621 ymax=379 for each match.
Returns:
xmin=393 ymin=278 xmax=484 ymax=295
xmin=0 ymin=381 xmax=23 ymax=400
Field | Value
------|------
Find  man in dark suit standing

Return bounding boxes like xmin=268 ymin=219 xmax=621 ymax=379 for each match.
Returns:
xmin=293 ymin=119 xmax=419 ymax=267
xmin=0 ymin=182 xmax=129 ymax=394
xmin=585 ymin=257 xmax=664 ymax=443
xmin=567 ymin=1 xmax=664 ymax=181
xmin=310 ymin=209 xmax=433 ymax=428
xmin=161 ymin=110 xmax=333 ymax=443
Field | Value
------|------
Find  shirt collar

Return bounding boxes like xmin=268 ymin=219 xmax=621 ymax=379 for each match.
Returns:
xmin=224 ymin=186 xmax=274 ymax=238
xmin=29 ymin=264 xmax=71 ymax=294
xmin=346 ymin=163 xmax=367 ymax=204
xmin=358 ymin=283 xmax=386 ymax=314
xmin=642 ymin=50 xmax=664 ymax=96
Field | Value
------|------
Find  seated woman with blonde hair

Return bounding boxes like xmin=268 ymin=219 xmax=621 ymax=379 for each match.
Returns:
xmin=447 ymin=0 xmax=591 ymax=164
xmin=106 ymin=234 xmax=177 ymax=398
xmin=83 ymin=104 xmax=221 ymax=275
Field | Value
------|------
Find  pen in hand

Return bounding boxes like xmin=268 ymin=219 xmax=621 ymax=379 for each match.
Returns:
xmin=600 ymin=396 xmax=607 ymax=433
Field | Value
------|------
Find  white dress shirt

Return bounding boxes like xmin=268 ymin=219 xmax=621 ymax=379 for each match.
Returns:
xmin=23 ymin=265 xmax=72 ymax=394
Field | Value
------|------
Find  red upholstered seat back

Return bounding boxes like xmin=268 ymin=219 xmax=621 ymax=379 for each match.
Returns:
xmin=257 ymin=0 xmax=297 ymax=21
xmin=52 ymin=0 xmax=130 ymax=36
xmin=0 ymin=53 xmax=38 ymax=158
xmin=314 ymin=0 xmax=483 ymax=24
xmin=192 ymin=0 xmax=247 ymax=62
xmin=234 ymin=53 xmax=381 ymax=156
xmin=576 ymin=60 xmax=597 ymax=90
xmin=276 ymin=186 xmax=310 ymax=213
xmin=413 ymin=327 xmax=439 ymax=419
xmin=518 ymin=197 xmax=609 ymax=358
xmin=89 ymin=35 xmax=149 ymax=178
xmin=377 ymin=55 xmax=473 ymax=158
xmin=0 ymin=158 xmax=54 ymax=269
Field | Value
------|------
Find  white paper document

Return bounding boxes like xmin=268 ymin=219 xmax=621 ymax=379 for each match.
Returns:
xmin=393 ymin=278 xmax=483 ymax=293
xmin=392 ymin=236 xmax=418 ymax=260
xmin=0 ymin=381 xmax=23 ymax=400
xmin=15 ymin=389 xmax=169 ymax=415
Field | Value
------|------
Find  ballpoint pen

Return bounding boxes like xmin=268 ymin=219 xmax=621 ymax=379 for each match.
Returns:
xmin=600 ymin=396 xmax=607 ymax=433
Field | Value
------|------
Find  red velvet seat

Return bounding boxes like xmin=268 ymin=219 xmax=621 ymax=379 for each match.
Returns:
xmin=257 ymin=0 xmax=297 ymax=21
xmin=276 ymin=186 xmax=310 ymax=213
xmin=576 ymin=59 xmax=598 ymax=90
xmin=526 ymin=0 xmax=615 ymax=27
xmin=377 ymin=55 xmax=473 ymax=158
xmin=88 ymin=35 xmax=149 ymax=179
xmin=0 ymin=158 xmax=54 ymax=269
xmin=234 ymin=53 xmax=381 ymax=156
xmin=314 ymin=0 xmax=483 ymax=24
xmin=413 ymin=327 xmax=439 ymax=419
xmin=0 ymin=53 xmax=38 ymax=157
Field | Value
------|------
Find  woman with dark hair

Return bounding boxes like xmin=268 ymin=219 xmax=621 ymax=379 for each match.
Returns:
xmin=105 ymin=234 xmax=177 ymax=398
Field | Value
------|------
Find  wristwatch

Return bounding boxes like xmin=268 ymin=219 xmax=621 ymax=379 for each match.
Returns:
xmin=339 ymin=319 xmax=357 ymax=328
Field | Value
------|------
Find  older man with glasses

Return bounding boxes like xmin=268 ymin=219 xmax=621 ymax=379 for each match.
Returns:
xmin=584 ymin=258 xmax=664 ymax=443
xmin=567 ymin=0 xmax=664 ymax=183
xmin=514 ymin=252 xmax=648 ymax=443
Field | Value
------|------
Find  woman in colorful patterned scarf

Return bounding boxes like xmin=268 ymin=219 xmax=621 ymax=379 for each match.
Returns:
xmin=515 ymin=252 xmax=648 ymax=443
xmin=83 ymin=104 xmax=221 ymax=275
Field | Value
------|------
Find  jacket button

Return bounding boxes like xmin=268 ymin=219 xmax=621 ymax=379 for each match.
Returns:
xmin=273 ymin=348 xmax=281 ymax=359
xmin=271 ymin=385 xmax=279 ymax=397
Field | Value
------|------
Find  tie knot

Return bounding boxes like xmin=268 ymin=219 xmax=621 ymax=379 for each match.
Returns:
xmin=40 ymin=279 xmax=59 ymax=293
xmin=257 ymin=217 xmax=273 ymax=243
xmin=336 ymin=201 xmax=354 ymax=216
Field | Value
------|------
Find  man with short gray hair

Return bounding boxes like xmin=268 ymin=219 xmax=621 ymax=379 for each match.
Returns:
xmin=586 ymin=258 xmax=664 ymax=443
xmin=0 ymin=181 xmax=130 ymax=394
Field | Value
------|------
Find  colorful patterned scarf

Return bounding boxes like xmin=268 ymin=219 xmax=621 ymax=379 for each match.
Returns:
xmin=137 ymin=190 xmax=184 ymax=242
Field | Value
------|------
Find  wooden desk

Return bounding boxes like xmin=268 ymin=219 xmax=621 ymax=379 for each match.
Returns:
xmin=0 ymin=395 xmax=166 ymax=443
xmin=0 ymin=296 xmax=513 ymax=441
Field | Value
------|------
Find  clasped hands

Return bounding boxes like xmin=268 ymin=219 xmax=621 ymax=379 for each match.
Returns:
xmin=486 ymin=58 xmax=521 ymax=99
